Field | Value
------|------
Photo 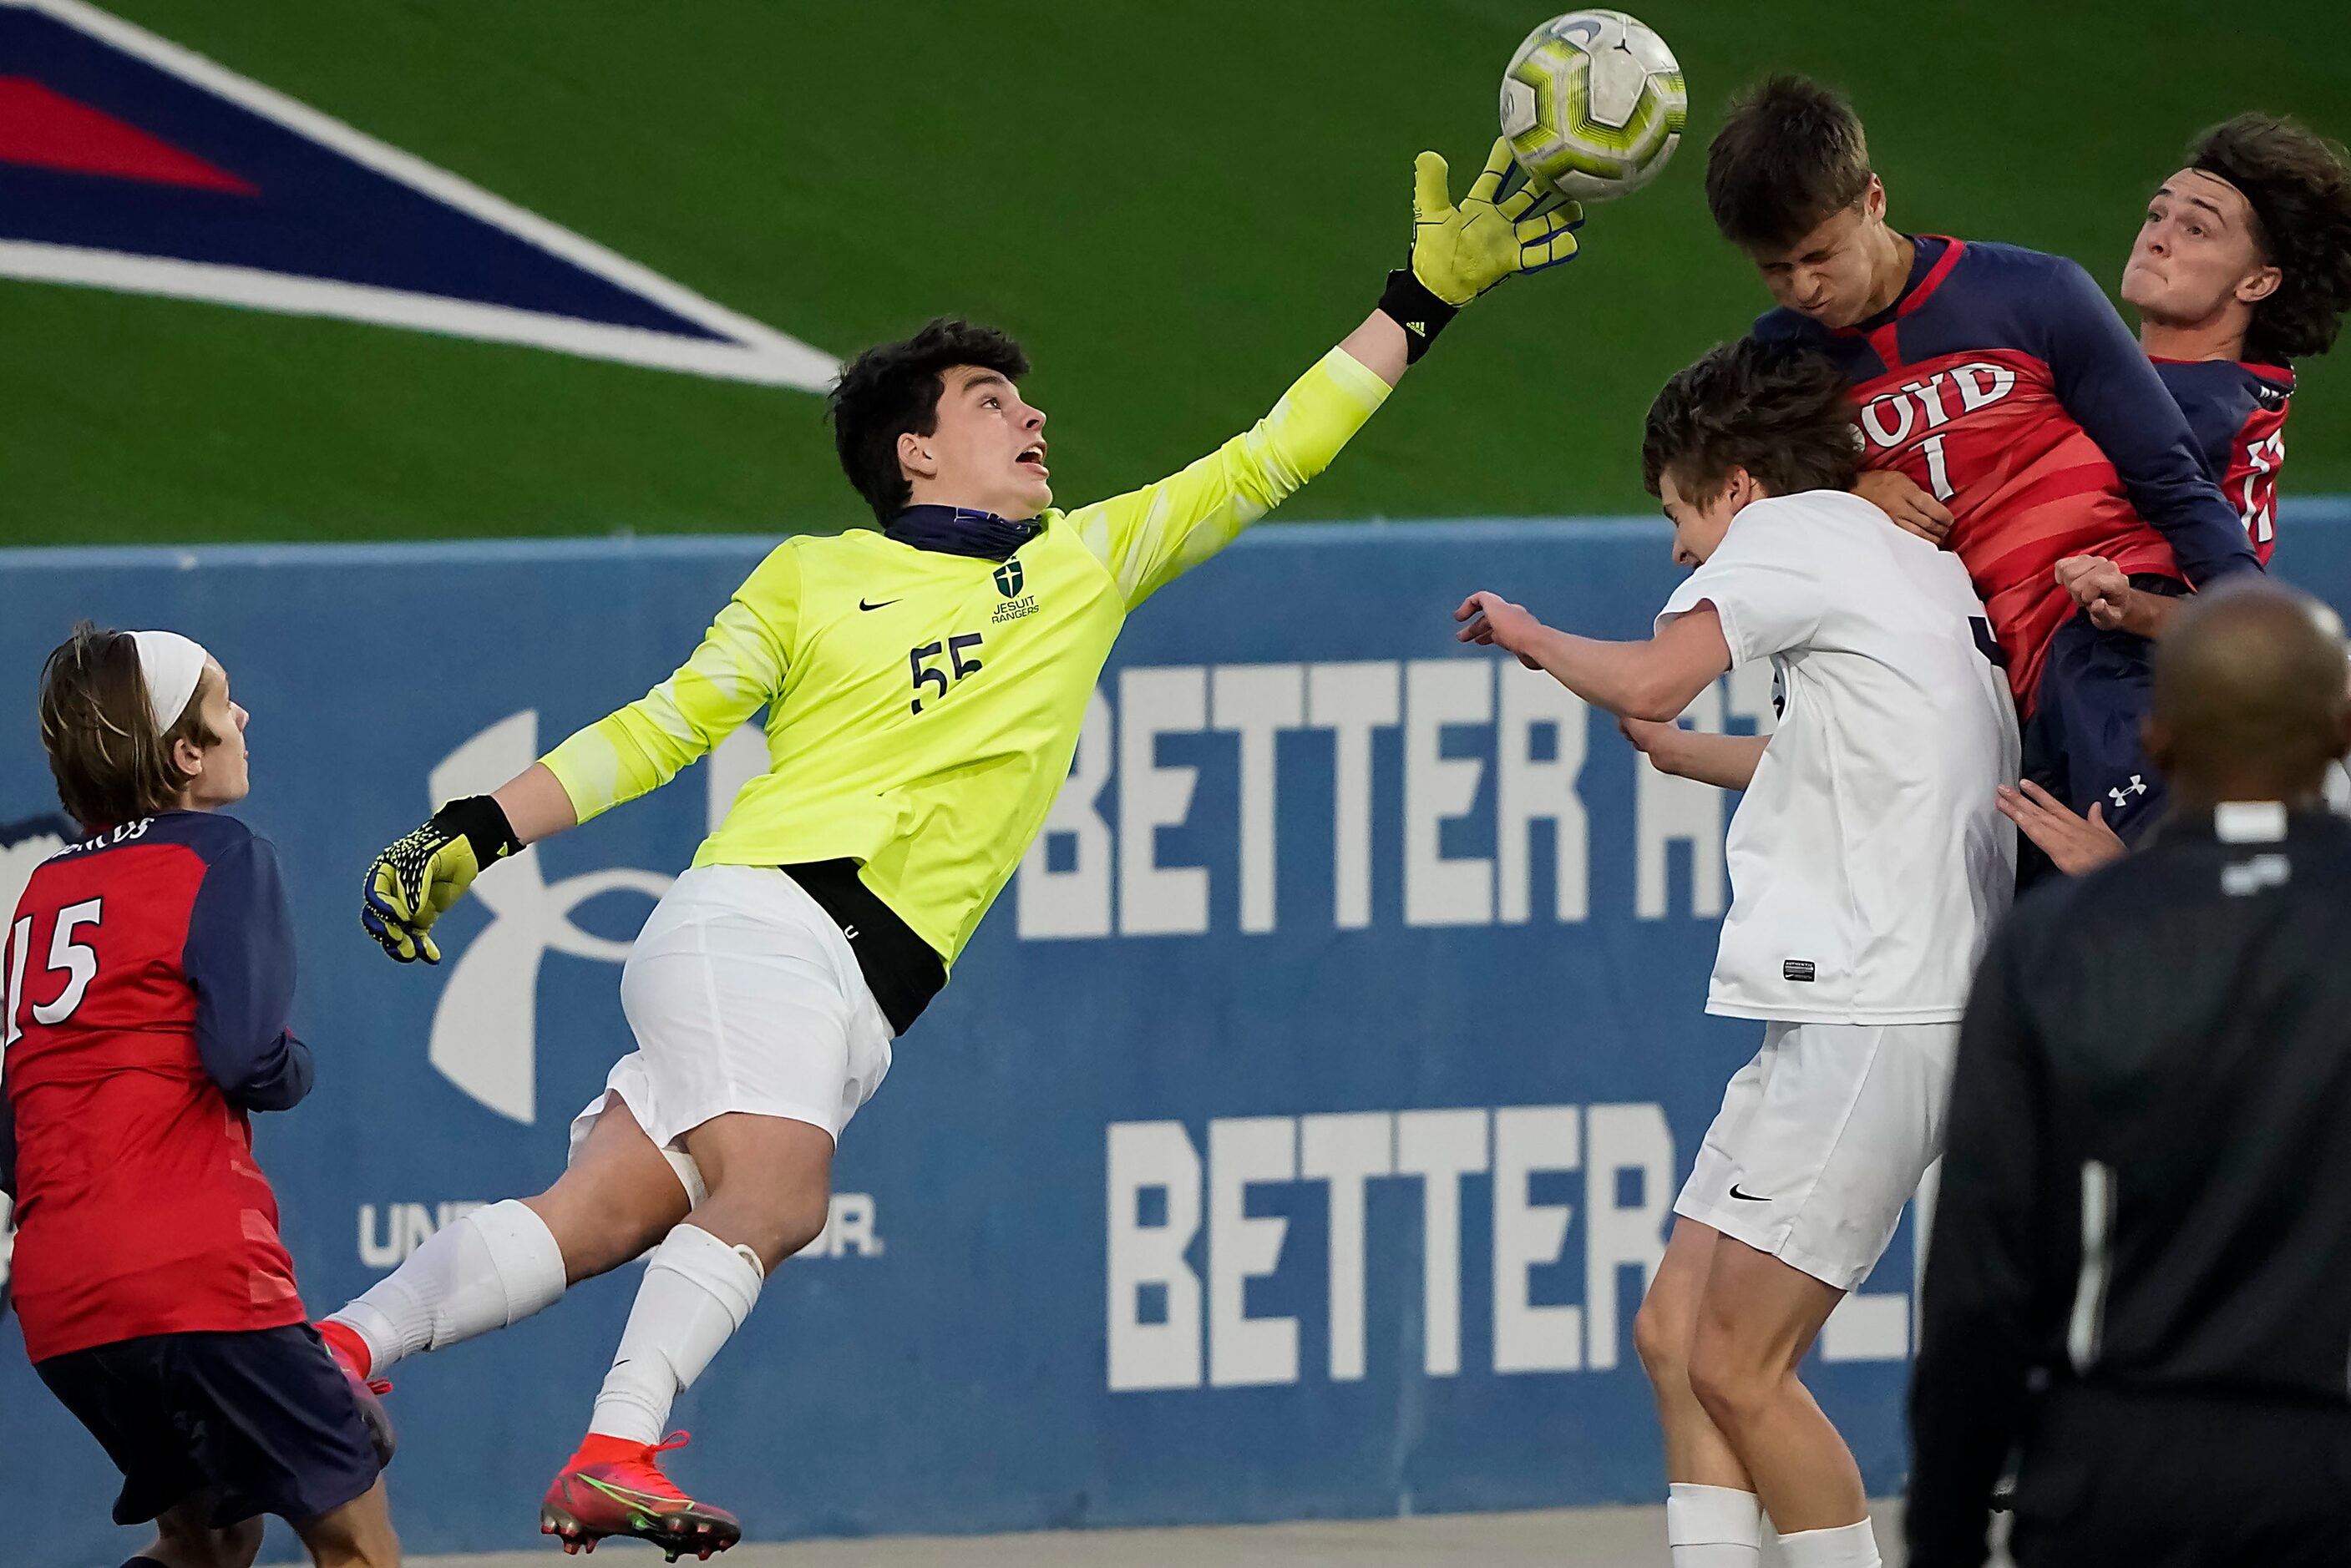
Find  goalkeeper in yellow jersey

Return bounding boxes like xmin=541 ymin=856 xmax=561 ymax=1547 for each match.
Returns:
xmin=322 ymin=139 xmax=1579 ymax=1556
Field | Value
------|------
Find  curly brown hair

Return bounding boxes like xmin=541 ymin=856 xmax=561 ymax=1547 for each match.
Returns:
xmin=1705 ymin=75 xmax=1873 ymax=252
xmin=2189 ymin=113 xmax=2351 ymax=364
xmin=828 ymin=317 xmax=1031 ymax=524
xmin=38 ymin=622 xmax=220 ymax=832
xmin=1643 ymin=338 xmax=1862 ymax=502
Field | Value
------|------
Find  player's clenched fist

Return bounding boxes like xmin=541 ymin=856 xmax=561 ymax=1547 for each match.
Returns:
xmin=360 ymin=794 xmax=523 ymax=964
xmin=2055 ymin=554 xmax=2134 ymax=631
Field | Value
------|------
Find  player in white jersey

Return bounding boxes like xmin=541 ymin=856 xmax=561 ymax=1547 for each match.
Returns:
xmin=1457 ymin=338 xmax=2017 ymax=1568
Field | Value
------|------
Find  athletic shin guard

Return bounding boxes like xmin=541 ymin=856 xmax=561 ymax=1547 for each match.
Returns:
xmin=588 ymin=1224 xmax=764 ymax=1446
xmin=330 ymin=1198 xmax=566 ymax=1373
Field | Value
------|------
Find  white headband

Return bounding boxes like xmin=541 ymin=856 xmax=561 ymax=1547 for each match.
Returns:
xmin=130 ymin=630 xmax=210 ymax=731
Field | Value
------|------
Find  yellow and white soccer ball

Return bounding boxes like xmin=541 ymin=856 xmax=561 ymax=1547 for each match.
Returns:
xmin=1499 ymin=9 xmax=1686 ymax=201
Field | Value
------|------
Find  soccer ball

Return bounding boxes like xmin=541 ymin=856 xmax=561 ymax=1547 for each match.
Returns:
xmin=1498 ymin=10 xmax=1686 ymax=201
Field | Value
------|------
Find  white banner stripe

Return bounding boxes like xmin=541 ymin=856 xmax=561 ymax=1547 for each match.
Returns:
xmin=0 ymin=242 xmax=833 ymax=387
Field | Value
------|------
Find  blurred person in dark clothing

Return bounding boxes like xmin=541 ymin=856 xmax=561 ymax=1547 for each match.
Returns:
xmin=1906 ymin=578 xmax=2351 ymax=1568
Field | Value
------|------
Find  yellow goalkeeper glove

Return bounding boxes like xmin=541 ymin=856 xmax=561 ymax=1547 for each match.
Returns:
xmin=359 ymin=795 xmax=522 ymax=964
xmin=1378 ymin=136 xmax=1583 ymax=362
xmin=1413 ymin=136 xmax=1584 ymax=302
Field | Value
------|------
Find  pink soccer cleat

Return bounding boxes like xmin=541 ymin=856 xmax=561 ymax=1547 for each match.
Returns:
xmin=540 ymin=1431 xmax=741 ymax=1560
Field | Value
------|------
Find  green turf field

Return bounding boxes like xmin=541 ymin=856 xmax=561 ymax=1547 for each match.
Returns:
xmin=9 ymin=0 xmax=2349 ymax=545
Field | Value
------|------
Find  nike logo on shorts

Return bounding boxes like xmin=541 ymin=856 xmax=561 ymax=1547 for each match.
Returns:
xmin=1728 ymin=1184 xmax=1771 ymax=1202
xmin=859 ymin=597 xmax=899 ymax=611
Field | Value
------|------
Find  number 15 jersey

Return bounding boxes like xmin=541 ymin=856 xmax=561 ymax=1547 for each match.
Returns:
xmin=542 ymin=347 xmax=1391 ymax=975
xmin=3 ymin=811 xmax=315 ymax=1362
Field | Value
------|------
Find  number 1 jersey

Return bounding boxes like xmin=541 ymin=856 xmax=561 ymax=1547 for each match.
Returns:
xmin=1756 ymin=237 xmax=2262 ymax=711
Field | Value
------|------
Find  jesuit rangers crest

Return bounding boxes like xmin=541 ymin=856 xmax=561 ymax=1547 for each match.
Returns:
xmin=991 ymin=558 xmax=1039 ymax=624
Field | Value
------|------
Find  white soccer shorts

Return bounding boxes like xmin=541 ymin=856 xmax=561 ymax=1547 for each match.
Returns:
xmin=566 ymin=864 xmax=895 ymax=1204
xmin=1674 ymin=1019 xmax=1957 ymax=1292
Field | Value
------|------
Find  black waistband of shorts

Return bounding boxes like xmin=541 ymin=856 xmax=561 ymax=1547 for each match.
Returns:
xmin=780 ymin=861 xmax=945 ymax=1036
xmin=2129 ymin=573 xmax=2187 ymax=597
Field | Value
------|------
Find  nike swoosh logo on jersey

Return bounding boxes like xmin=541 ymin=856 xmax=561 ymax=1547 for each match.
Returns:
xmin=859 ymin=598 xmax=899 ymax=611
xmin=1728 ymin=1184 xmax=1771 ymax=1202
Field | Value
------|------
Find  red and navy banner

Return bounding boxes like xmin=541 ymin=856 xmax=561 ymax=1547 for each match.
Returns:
xmin=0 ymin=0 xmax=834 ymax=386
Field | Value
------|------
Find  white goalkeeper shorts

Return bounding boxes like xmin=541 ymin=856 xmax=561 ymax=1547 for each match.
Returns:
xmin=1674 ymin=1019 xmax=1956 ymax=1292
xmin=566 ymin=864 xmax=895 ymax=1204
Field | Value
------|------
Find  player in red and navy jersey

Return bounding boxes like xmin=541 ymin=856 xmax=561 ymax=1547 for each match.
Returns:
xmin=1961 ymin=115 xmax=2351 ymax=875
xmin=1705 ymin=78 xmax=2262 ymax=862
xmin=2092 ymin=114 xmax=2351 ymax=577
xmin=0 ymin=625 xmax=398 ymax=1568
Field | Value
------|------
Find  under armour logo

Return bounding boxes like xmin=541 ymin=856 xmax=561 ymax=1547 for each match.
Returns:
xmin=2108 ymin=775 xmax=2148 ymax=809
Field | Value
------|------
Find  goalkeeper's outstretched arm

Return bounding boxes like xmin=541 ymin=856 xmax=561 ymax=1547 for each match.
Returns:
xmin=358 ymin=139 xmax=1581 ymax=961
xmin=359 ymin=549 xmax=796 ymax=963
xmin=1339 ymin=310 xmax=1410 ymax=391
xmin=1076 ymin=138 xmax=1586 ymax=608
xmin=490 ymin=762 xmax=579 ymax=844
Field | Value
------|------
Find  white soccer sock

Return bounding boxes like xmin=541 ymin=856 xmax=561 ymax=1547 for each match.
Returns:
xmin=588 ymin=1224 xmax=765 ymax=1446
xmin=1664 ymin=1483 xmax=1762 ymax=1566
xmin=329 ymin=1199 xmax=566 ymax=1373
xmin=1776 ymin=1519 xmax=1882 ymax=1568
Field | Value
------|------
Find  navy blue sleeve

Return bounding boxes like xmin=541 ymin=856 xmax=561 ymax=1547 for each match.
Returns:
xmin=182 ymin=832 xmax=314 ymax=1112
xmin=1751 ymin=306 xmax=1815 ymax=346
xmin=2151 ymin=362 xmax=2249 ymax=484
xmin=2034 ymin=259 xmax=2260 ymax=584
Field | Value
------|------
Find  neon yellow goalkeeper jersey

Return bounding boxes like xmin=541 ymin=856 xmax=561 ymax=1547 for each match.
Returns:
xmin=541 ymin=346 xmax=1391 ymax=967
